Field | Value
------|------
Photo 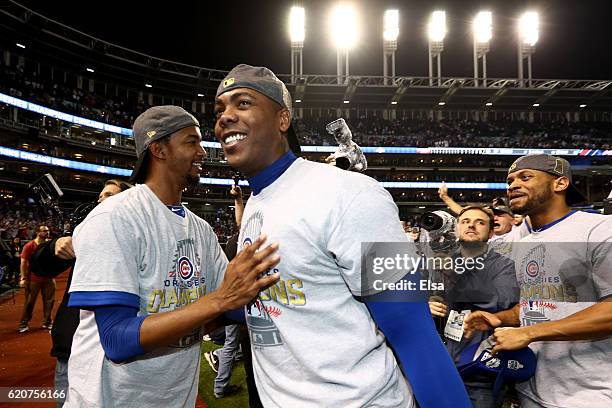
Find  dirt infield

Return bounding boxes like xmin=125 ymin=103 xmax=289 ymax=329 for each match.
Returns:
xmin=0 ymin=271 xmax=208 ymax=407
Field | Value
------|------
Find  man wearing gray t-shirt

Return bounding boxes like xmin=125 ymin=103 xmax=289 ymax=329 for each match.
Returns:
xmin=65 ymin=106 xmax=281 ymax=408
xmin=465 ymin=154 xmax=612 ymax=408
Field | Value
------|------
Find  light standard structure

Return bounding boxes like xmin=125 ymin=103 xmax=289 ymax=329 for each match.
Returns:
xmin=289 ymin=6 xmax=305 ymax=84
xmin=518 ymin=11 xmax=539 ymax=87
xmin=473 ymin=11 xmax=492 ymax=87
xmin=428 ymin=11 xmax=446 ymax=86
xmin=331 ymin=4 xmax=358 ymax=84
xmin=383 ymin=9 xmax=399 ymax=86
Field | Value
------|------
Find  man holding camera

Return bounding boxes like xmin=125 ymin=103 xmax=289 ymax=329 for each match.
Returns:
xmin=428 ymin=205 xmax=518 ymax=407
xmin=213 ymin=64 xmax=470 ymax=408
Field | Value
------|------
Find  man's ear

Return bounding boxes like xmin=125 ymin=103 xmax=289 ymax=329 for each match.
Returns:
xmin=148 ymin=140 xmax=166 ymax=160
xmin=553 ymin=176 xmax=570 ymax=193
xmin=279 ymin=109 xmax=291 ymax=133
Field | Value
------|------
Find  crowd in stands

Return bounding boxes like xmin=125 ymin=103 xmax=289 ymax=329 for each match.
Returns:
xmin=285 ymin=117 xmax=612 ymax=150
xmin=0 ymin=200 xmax=60 ymax=240
xmin=0 ymin=63 xmax=150 ymax=129
xmin=2 ymin=59 xmax=612 ymax=150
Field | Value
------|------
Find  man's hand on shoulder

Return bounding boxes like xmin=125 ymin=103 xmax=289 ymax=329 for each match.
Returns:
xmin=55 ymin=236 xmax=76 ymax=260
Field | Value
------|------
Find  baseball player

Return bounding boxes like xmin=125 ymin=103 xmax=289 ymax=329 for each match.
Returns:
xmin=213 ymin=64 xmax=470 ymax=407
xmin=464 ymin=154 xmax=612 ymax=408
xmin=65 ymin=106 xmax=280 ymax=407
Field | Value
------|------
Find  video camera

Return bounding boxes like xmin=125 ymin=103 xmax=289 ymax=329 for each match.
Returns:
xmin=28 ymin=173 xmax=96 ymax=236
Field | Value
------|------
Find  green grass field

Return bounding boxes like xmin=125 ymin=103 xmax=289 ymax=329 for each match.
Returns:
xmin=199 ymin=340 xmax=250 ymax=408
xmin=199 ymin=340 xmax=517 ymax=408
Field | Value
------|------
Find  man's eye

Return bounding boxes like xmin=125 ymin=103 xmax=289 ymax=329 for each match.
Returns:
xmin=239 ymin=100 xmax=251 ymax=107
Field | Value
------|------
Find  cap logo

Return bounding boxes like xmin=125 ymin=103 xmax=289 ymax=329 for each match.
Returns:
xmin=223 ymin=78 xmax=235 ymax=88
xmin=507 ymin=360 xmax=524 ymax=370
xmin=509 ymin=162 xmax=517 ymax=171
xmin=146 ymin=130 xmax=157 ymax=138
xmin=553 ymin=158 xmax=564 ymax=175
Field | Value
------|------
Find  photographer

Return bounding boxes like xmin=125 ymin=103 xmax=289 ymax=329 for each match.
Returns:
xmin=428 ymin=206 xmax=519 ymax=408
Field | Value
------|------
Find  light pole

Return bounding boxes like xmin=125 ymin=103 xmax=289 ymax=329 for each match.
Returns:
xmin=473 ymin=11 xmax=492 ymax=87
xmin=518 ymin=11 xmax=539 ymax=87
xmin=428 ymin=11 xmax=446 ymax=86
xmin=383 ymin=9 xmax=399 ymax=86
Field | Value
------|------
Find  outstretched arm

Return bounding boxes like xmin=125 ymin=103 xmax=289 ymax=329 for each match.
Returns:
xmin=366 ymin=295 xmax=470 ymax=408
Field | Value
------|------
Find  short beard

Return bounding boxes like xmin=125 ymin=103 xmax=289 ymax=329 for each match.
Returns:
xmin=186 ymin=174 xmax=200 ymax=186
xmin=511 ymin=184 xmax=554 ymax=215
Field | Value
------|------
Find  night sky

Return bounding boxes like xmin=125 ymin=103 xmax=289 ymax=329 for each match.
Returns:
xmin=13 ymin=0 xmax=612 ymax=80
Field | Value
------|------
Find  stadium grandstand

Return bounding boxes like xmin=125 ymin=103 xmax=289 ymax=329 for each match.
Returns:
xmin=0 ymin=2 xmax=610 ymax=240
xmin=1 ymin=1 xmax=612 ymax=406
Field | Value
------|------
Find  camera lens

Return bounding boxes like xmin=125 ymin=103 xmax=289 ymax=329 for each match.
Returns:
xmin=421 ymin=212 xmax=443 ymax=231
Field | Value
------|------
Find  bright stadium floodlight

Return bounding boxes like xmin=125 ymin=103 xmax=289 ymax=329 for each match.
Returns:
xmin=383 ymin=9 xmax=399 ymax=85
xmin=289 ymin=6 xmax=305 ymax=83
xmin=517 ymin=11 xmax=539 ymax=87
xmin=519 ymin=11 xmax=539 ymax=46
xmin=330 ymin=4 xmax=358 ymax=84
xmin=331 ymin=4 xmax=358 ymax=50
xmin=428 ymin=11 xmax=446 ymax=43
xmin=383 ymin=10 xmax=399 ymax=42
xmin=428 ymin=11 xmax=446 ymax=86
xmin=290 ymin=7 xmax=305 ymax=43
xmin=473 ymin=11 xmax=492 ymax=87
xmin=473 ymin=11 xmax=492 ymax=44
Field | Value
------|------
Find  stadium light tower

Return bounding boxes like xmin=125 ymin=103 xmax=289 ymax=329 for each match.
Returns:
xmin=473 ymin=11 xmax=492 ymax=87
xmin=518 ymin=11 xmax=539 ymax=87
xmin=289 ymin=6 xmax=305 ymax=84
xmin=331 ymin=4 xmax=358 ymax=84
xmin=383 ymin=10 xmax=399 ymax=85
xmin=428 ymin=10 xmax=446 ymax=86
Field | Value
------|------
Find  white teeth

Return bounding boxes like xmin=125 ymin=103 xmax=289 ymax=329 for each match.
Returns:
xmin=224 ymin=134 xmax=247 ymax=145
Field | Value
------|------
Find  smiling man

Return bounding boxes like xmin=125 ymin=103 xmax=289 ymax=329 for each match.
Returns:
xmin=214 ymin=64 xmax=470 ymax=408
xmin=65 ymin=106 xmax=280 ymax=407
xmin=465 ymin=154 xmax=612 ymax=408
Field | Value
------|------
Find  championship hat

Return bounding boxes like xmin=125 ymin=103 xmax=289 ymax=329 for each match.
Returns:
xmin=216 ymin=64 xmax=301 ymax=156
xmin=508 ymin=154 xmax=587 ymax=205
xmin=130 ymin=106 xmax=200 ymax=183
xmin=457 ymin=339 xmax=537 ymax=397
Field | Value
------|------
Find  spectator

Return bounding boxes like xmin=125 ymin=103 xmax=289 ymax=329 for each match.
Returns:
xmin=18 ymin=225 xmax=56 ymax=333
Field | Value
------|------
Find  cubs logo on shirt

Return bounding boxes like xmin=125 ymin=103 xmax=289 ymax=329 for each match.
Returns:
xmin=526 ymin=260 xmax=539 ymax=278
xmin=178 ymin=256 xmax=194 ymax=281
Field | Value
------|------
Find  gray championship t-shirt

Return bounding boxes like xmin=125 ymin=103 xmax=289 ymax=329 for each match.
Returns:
xmin=512 ymin=211 xmax=612 ymax=408
xmin=66 ymin=184 xmax=227 ymax=408
xmin=239 ymin=159 xmax=416 ymax=408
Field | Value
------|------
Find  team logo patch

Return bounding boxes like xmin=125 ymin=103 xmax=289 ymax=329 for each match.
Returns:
xmin=243 ymin=237 xmax=253 ymax=247
xmin=526 ymin=260 xmax=539 ymax=278
xmin=509 ymin=162 xmax=517 ymax=171
xmin=178 ymin=256 xmax=194 ymax=280
xmin=223 ymin=78 xmax=235 ymax=88
xmin=507 ymin=360 xmax=524 ymax=370
xmin=553 ymin=158 xmax=564 ymax=175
